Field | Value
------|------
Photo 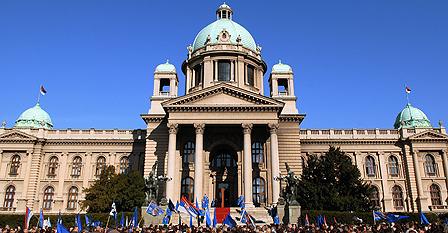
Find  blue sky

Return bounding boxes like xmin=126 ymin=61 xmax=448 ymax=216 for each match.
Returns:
xmin=1 ymin=1 xmax=447 ymax=129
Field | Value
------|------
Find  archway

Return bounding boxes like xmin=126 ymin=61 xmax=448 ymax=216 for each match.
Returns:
xmin=210 ymin=147 xmax=238 ymax=207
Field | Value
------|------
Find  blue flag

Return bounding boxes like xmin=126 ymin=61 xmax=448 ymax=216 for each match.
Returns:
xmin=162 ymin=207 xmax=172 ymax=225
xmin=195 ymin=198 xmax=205 ymax=216
xmin=76 ymin=214 xmax=82 ymax=232
xmin=237 ymin=196 xmax=245 ymax=209
xmin=39 ymin=209 xmax=44 ymax=228
xmin=420 ymin=212 xmax=430 ymax=225
xmin=85 ymin=215 xmax=91 ymax=227
xmin=213 ymin=208 xmax=217 ymax=228
xmin=189 ymin=215 xmax=193 ymax=228
xmin=132 ymin=207 xmax=138 ymax=227
xmin=146 ymin=201 xmax=164 ymax=216
xmin=120 ymin=212 xmax=125 ymax=228
xmin=56 ymin=222 xmax=70 ymax=233
xmin=202 ymin=195 xmax=209 ymax=209
xmin=223 ymin=213 xmax=236 ymax=228
xmin=386 ymin=214 xmax=409 ymax=223
xmin=373 ymin=211 xmax=386 ymax=222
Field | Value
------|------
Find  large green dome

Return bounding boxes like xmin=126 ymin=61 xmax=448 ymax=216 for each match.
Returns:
xmin=394 ymin=103 xmax=431 ymax=129
xmin=14 ymin=103 xmax=53 ymax=129
xmin=192 ymin=4 xmax=257 ymax=52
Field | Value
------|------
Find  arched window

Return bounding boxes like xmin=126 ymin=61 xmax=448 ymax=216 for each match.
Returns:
xmin=212 ymin=151 xmax=236 ymax=168
xmin=3 ymin=185 xmax=15 ymax=208
xmin=369 ymin=186 xmax=380 ymax=209
xmin=252 ymin=177 xmax=266 ymax=207
xmin=251 ymin=142 xmax=264 ymax=164
xmin=365 ymin=156 xmax=376 ymax=177
xmin=71 ymin=156 xmax=82 ymax=177
xmin=119 ymin=156 xmax=129 ymax=174
xmin=388 ymin=156 xmax=399 ymax=176
xmin=425 ymin=154 xmax=437 ymax=176
xmin=181 ymin=177 xmax=194 ymax=202
xmin=430 ymin=184 xmax=442 ymax=206
xmin=67 ymin=186 xmax=78 ymax=209
xmin=96 ymin=156 xmax=106 ymax=176
xmin=43 ymin=186 xmax=55 ymax=210
xmin=48 ymin=156 xmax=59 ymax=176
xmin=9 ymin=155 xmax=21 ymax=175
xmin=392 ymin=185 xmax=404 ymax=209
xmin=182 ymin=141 xmax=195 ymax=164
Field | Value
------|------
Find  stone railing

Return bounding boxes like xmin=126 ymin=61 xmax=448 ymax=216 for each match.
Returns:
xmin=300 ymin=129 xmax=400 ymax=140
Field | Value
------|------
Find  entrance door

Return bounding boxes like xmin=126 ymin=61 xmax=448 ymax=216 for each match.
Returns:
xmin=210 ymin=148 xmax=238 ymax=207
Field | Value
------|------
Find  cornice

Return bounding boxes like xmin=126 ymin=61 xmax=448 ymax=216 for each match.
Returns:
xmin=279 ymin=114 xmax=306 ymax=123
xmin=301 ymin=139 xmax=399 ymax=145
xmin=164 ymin=105 xmax=282 ymax=112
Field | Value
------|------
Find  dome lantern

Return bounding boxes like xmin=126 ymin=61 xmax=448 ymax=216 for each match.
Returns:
xmin=216 ymin=3 xmax=233 ymax=20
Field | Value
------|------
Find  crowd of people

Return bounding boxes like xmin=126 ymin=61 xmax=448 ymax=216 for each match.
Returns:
xmin=1 ymin=221 xmax=448 ymax=233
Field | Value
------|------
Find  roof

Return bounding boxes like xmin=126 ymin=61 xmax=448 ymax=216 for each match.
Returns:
xmin=394 ymin=103 xmax=432 ymax=129
xmin=14 ymin=103 xmax=53 ymax=129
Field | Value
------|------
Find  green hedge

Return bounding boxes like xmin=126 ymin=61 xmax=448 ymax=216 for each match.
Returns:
xmin=298 ymin=210 xmax=441 ymax=225
xmin=0 ymin=212 xmax=136 ymax=228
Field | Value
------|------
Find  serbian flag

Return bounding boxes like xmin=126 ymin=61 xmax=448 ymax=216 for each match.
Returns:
xmin=24 ymin=207 xmax=33 ymax=229
xmin=179 ymin=196 xmax=200 ymax=217
xmin=405 ymin=86 xmax=411 ymax=94
xmin=40 ymin=85 xmax=47 ymax=95
xmin=304 ymin=213 xmax=309 ymax=226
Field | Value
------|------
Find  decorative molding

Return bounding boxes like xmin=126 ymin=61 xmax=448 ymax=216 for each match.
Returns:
xmin=242 ymin=123 xmax=253 ymax=134
xmin=194 ymin=123 xmax=205 ymax=134
xmin=167 ymin=123 xmax=178 ymax=135
xmin=0 ymin=130 xmax=37 ymax=142
xmin=268 ymin=123 xmax=279 ymax=134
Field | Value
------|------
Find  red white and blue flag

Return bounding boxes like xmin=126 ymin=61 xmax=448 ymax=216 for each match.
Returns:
xmin=304 ymin=213 xmax=310 ymax=226
xmin=405 ymin=86 xmax=411 ymax=94
xmin=178 ymin=196 xmax=200 ymax=217
xmin=240 ymin=209 xmax=256 ymax=228
xmin=24 ymin=207 xmax=33 ymax=229
xmin=40 ymin=85 xmax=47 ymax=95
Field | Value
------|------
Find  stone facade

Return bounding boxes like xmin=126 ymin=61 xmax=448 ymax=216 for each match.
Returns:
xmin=1 ymin=3 xmax=447 ymax=215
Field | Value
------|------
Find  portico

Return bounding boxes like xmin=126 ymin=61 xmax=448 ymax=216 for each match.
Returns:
xmin=161 ymin=84 xmax=284 ymax=206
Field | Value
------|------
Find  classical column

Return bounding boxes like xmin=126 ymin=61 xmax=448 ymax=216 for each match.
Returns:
xmin=242 ymin=123 xmax=254 ymax=207
xmin=166 ymin=123 xmax=178 ymax=201
xmin=194 ymin=123 xmax=205 ymax=200
xmin=269 ymin=123 xmax=280 ymax=204
xmin=411 ymin=149 xmax=424 ymax=211
xmin=441 ymin=149 xmax=448 ymax=205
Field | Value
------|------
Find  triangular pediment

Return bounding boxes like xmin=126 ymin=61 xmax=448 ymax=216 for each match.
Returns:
xmin=409 ymin=130 xmax=448 ymax=140
xmin=0 ymin=130 xmax=37 ymax=141
xmin=162 ymin=83 xmax=284 ymax=109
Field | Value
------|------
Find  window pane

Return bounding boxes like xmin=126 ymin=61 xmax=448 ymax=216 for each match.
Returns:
xmin=218 ymin=61 xmax=231 ymax=81
xmin=194 ymin=65 xmax=203 ymax=86
xmin=247 ymin=65 xmax=254 ymax=86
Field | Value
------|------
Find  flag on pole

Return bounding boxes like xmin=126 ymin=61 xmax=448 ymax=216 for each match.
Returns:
xmin=420 ymin=212 xmax=430 ymax=225
xmin=39 ymin=209 xmax=45 ymax=228
xmin=304 ymin=213 xmax=309 ymax=226
xmin=189 ymin=215 xmax=193 ymax=227
xmin=373 ymin=211 xmax=386 ymax=222
xmin=56 ymin=222 xmax=70 ymax=233
xmin=40 ymin=85 xmax=47 ymax=95
xmin=222 ymin=213 xmax=236 ymax=228
xmin=24 ymin=207 xmax=33 ymax=229
xmin=162 ymin=207 xmax=172 ymax=225
xmin=132 ymin=207 xmax=138 ymax=227
xmin=405 ymin=86 xmax=411 ymax=94
xmin=76 ymin=214 xmax=82 ymax=232
xmin=236 ymin=196 xmax=245 ymax=209
xmin=212 ymin=208 xmax=217 ymax=228
xmin=120 ymin=212 xmax=125 ymax=228
xmin=146 ymin=201 xmax=164 ymax=216
xmin=85 ymin=215 xmax=91 ymax=227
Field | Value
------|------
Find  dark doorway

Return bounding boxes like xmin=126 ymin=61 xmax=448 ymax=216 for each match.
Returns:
xmin=210 ymin=147 xmax=238 ymax=207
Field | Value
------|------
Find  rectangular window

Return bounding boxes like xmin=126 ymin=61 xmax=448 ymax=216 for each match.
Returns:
xmin=194 ymin=65 xmax=203 ymax=86
xmin=247 ymin=65 xmax=254 ymax=86
xmin=218 ymin=61 xmax=231 ymax=81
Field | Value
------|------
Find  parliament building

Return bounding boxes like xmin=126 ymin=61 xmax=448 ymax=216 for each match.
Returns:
xmin=1 ymin=4 xmax=448 ymax=215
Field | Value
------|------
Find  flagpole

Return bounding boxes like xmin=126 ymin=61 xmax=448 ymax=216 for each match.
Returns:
xmin=105 ymin=215 xmax=111 ymax=232
xmin=37 ymin=90 xmax=41 ymax=104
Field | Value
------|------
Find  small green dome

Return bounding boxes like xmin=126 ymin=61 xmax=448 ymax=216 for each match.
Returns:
xmin=14 ymin=103 xmax=53 ymax=129
xmin=155 ymin=60 xmax=176 ymax=73
xmin=272 ymin=61 xmax=292 ymax=73
xmin=394 ymin=103 xmax=432 ymax=129
xmin=192 ymin=5 xmax=257 ymax=52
